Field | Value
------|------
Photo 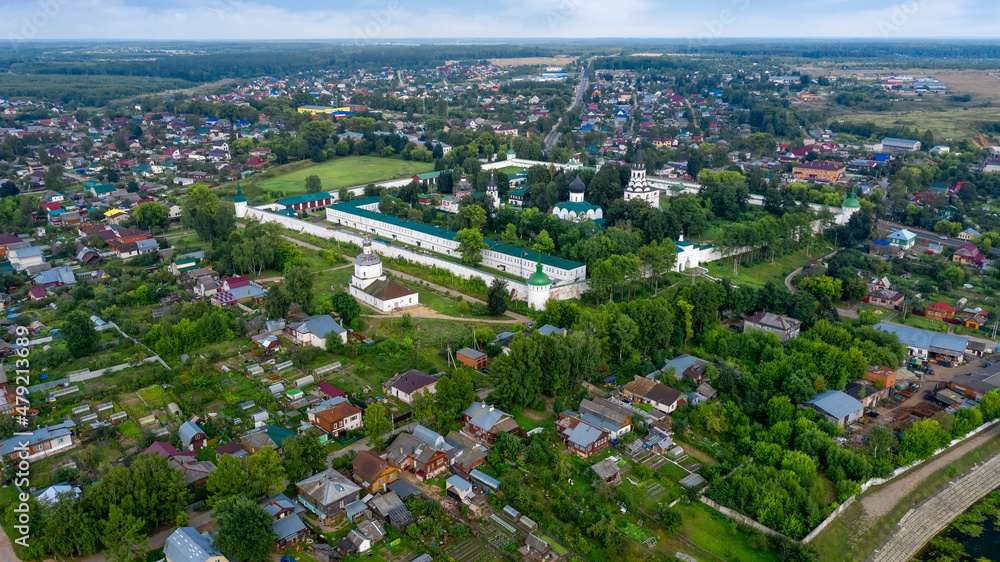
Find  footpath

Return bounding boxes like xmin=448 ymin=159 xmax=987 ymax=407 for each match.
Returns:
xmin=869 ymin=450 xmax=1000 ymax=562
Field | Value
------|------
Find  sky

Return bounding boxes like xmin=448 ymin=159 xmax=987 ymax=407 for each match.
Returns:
xmin=0 ymin=0 xmax=996 ymax=42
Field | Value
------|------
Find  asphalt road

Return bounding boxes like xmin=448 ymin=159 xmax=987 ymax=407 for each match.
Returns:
xmin=544 ymin=62 xmax=589 ymax=154
xmin=879 ymin=219 xmax=1000 ymax=258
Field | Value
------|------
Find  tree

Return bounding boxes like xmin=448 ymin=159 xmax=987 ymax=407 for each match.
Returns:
xmin=132 ymin=202 xmax=170 ymax=231
xmin=532 ymin=230 xmax=555 ymax=254
xmin=456 ymin=228 xmax=486 ymax=266
xmin=898 ymin=419 xmax=950 ymax=464
xmin=364 ymin=401 xmax=393 ymax=451
xmin=436 ymin=368 xmax=476 ymax=422
xmin=486 ymin=278 xmax=510 ymax=316
xmin=44 ymin=493 xmax=99 ymax=558
xmin=101 ymin=505 xmax=148 ymax=562
xmin=248 ymin=445 xmax=286 ymax=497
xmin=87 ymin=454 xmax=188 ymax=533
xmin=305 ymin=174 xmax=322 ymax=193
xmin=493 ymin=432 xmax=523 ymax=460
xmin=980 ymin=389 xmax=1000 ymax=421
xmin=264 ymin=284 xmax=292 ymax=320
xmin=842 ymin=277 xmax=868 ymax=304
xmin=411 ymin=391 xmax=439 ymax=428
xmin=799 ymin=276 xmax=843 ymax=302
xmin=63 ymin=310 xmax=99 ymax=358
xmin=284 ymin=264 xmax=315 ymax=309
xmin=207 ymin=454 xmax=251 ymax=506
xmin=500 ymin=223 xmax=519 ymax=245
xmin=330 ymin=291 xmax=361 ymax=326
xmin=952 ymin=407 xmax=983 ymax=439
xmin=212 ymin=495 xmax=277 ymax=562
xmin=867 ymin=423 xmax=897 ymax=462
xmin=655 ymin=503 xmax=683 ymax=533
xmin=458 ymin=204 xmax=487 ymax=230
xmin=282 ymin=429 xmax=326 ymax=483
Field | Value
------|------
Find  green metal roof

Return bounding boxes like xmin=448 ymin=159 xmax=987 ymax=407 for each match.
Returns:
xmin=553 ymin=201 xmax=601 ymax=214
xmin=277 ymin=191 xmax=333 ymax=207
xmin=842 ymin=189 xmax=861 ymax=208
xmin=333 ymin=197 xmax=584 ymax=272
xmin=234 ymin=183 xmax=247 ymax=203
xmin=415 ymin=171 xmax=442 ymax=180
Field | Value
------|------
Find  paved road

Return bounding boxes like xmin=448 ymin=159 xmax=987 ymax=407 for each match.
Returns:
xmin=544 ymin=62 xmax=589 ymax=154
xmin=870 ymin=446 xmax=1000 ymax=562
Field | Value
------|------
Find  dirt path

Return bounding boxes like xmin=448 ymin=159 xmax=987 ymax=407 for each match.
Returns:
xmin=0 ymin=523 xmax=17 ymax=562
xmin=856 ymin=424 xmax=1000 ymax=525
xmin=363 ymin=305 xmax=521 ymax=325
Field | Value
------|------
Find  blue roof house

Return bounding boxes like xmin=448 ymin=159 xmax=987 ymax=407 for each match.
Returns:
xmin=178 ymin=421 xmax=207 ymax=452
xmin=164 ymin=527 xmax=227 ymax=562
xmin=804 ymin=390 xmax=866 ymax=426
xmin=887 ymin=229 xmax=916 ymax=250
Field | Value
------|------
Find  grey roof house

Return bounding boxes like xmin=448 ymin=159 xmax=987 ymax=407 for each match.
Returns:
xmin=804 ymin=390 xmax=866 ymax=426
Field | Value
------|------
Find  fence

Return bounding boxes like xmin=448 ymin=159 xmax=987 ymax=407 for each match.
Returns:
xmin=802 ymin=418 xmax=1000 ymax=543
xmin=698 ymin=496 xmax=790 ymax=540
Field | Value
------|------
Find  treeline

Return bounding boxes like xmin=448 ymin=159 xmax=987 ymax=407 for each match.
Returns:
xmin=681 ymin=41 xmax=1000 ymax=61
xmin=0 ymin=74 xmax=194 ymax=107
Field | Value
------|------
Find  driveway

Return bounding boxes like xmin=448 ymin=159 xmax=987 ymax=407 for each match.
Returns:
xmin=69 ymin=508 xmax=216 ymax=562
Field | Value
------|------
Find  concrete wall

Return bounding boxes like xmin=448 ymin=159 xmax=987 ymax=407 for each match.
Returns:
xmin=699 ymin=496 xmax=790 ymax=540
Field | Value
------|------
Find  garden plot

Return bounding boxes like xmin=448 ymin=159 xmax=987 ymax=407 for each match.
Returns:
xmin=118 ymin=395 xmax=151 ymax=423
xmin=446 ymin=538 xmax=491 ymax=562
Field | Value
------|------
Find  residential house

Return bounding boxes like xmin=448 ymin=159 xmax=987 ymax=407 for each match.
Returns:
xmin=341 ymin=520 xmax=386 ymax=555
xmin=260 ymin=494 xmax=309 ymax=549
xmin=462 ymin=402 xmax=520 ymax=443
xmin=307 ymin=399 xmax=362 ymax=437
xmin=164 ymin=527 xmax=228 ymax=562
xmin=384 ymin=370 xmax=438 ymax=404
xmin=656 ymin=354 xmax=709 ymax=382
xmin=953 ymin=244 xmax=986 ymax=268
xmin=178 ymin=421 xmax=207 ymax=451
xmin=0 ymin=420 xmax=75 ymax=461
xmin=555 ymin=413 xmax=611 ymax=458
xmin=317 ymin=382 xmax=347 ymax=400
xmin=367 ymin=491 xmax=415 ymax=531
xmin=887 ymin=229 xmax=917 ymax=250
xmin=926 ymin=301 xmax=956 ymax=321
xmin=8 ymin=246 xmax=44 ymax=272
xmin=621 ymin=378 xmax=685 ymax=414
xmin=743 ymin=311 xmax=802 ymax=343
xmin=578 ymin=398 xmax=633 ymax=438
xmin=284 ymin=315 xmax=347 ymax=349
xmin=32 ymin=266 xmax=76 ymax=289
xmin=868 ymin=288 xmax=905 ymax=310
xmin=27 ymin=287 xmax=49 ymax=301
xmin=870 ymin=239 xmax=903 ymax=259
xmin=169 ymin=455 xmax=217 ymax=487
xmin=296 ymin=468 xmax=362 ymax=524
xmin=384 ymin=431 xmax=449 ymax=479
xmin=352 ymin=450 xmax=400 ymax=494
xmin=804 ymin=390 xmax=867 ymax=426
xmin=241 ymin=424 xmax=296 ymax=454
xmin=0 ymin=233 xmax=22 ymax=257
xmin=958 ymin=228 xmax=981 ymax=242
xmin=211 ymin=277 xmax=268 ymax=307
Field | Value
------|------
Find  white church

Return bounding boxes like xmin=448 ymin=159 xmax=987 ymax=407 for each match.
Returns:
xmin=623 ymin=143 xmax=659 ymax=208
xmin=552 ymin=174 xmax=603 ymax=223
xmin=349 ymin=238 xmax=420 ymax=312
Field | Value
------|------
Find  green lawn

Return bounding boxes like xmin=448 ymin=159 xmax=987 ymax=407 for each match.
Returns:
xmin=703 ymin=243 xmax=835 ymax=289
xmin=540 ymin=535 xmax=569 ymax=555
xmin=255 ymin=156 xmax=434 ymax=196
xmin=679 ymin=502 xmax=781 ymax=562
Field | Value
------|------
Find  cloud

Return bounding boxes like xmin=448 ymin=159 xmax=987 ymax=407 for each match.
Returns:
xmin=0 ymin=0 xmax=992 ymax=40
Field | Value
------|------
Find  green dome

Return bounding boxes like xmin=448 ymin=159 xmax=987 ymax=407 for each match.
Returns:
xmin=527 ymin=260 xmax=551 ymax=287
xmin=234 ymin=182 xmax=247 ymax=203
xmin=842 ymin=190 xmax=860 ymax=208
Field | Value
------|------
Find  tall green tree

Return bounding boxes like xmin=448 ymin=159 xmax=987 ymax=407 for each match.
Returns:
xmin=101 ymin=505 xmax=148 ymax=562
xmin=436 ymin=368 xmax=476 ymax=422
xmin=87 ymin=453 xmax=188 ymax=534
xmin=249 ymin=446 xmax=286 ymax=498
xmin=63 ymin=310 xmax=100 ymax=358
xmin=284 ymin=264 xmax=315 ymax=309
xmin=486 ymin=278 xmax=510 ymax=316
xmin=330 ymin=291 xmax=361 ymax=326
xmin=212 ymin=496 xmax=277 ymax=562
xmin=363 ymin=402 xmax=393 ymax=451
xmin=305 ymin=174 xmax=322 ymax=193
xmin=456 ymin=228 xmax=486 ymax=266
xmin=207 ymin=454 xmax=251 ymax=506
xmin=44 ymin=493 xmax=99 ymax=558
xmin=264 ymin=284 xmax=292 ymax=320
xmin=282 ymin=429 xmax=326 ymax=483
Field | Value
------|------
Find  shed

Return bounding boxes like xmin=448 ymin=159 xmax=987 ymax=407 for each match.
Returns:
xmin=456 ymin=348 xmax=487 ymax=370
xmin=296 ymin=375 xmax=315 ymax=388
xmin=167 ymin=403 xmax=181 ymax=417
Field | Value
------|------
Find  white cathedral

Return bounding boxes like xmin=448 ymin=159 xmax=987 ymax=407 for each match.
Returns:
xmin=552 ymin=174 xmax=603 ymax=223
xmin=623 ymin=143 xmax=659 ymax=208
xmin=349 ymin=239 xmax=419 ymax=312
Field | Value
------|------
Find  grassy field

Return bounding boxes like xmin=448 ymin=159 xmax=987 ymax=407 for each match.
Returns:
xmin=810 ymin=430 xmax=1000 ymax=562
xmin=840 ymin=105 xmax=1000 ymax=142
xmin=703 ymin=242 xmax=835 ymax=289
xmin=254 ymin=156 xmax=434 ymax=196
xmin=676 ymin=502 xmax=781 ymax=562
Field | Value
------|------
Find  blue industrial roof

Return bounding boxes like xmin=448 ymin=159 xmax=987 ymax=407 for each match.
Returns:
xmin=805 ymin=390 xmax=865 ymax=421
xmin=874 ymin=322 xmax=967 ymax=353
